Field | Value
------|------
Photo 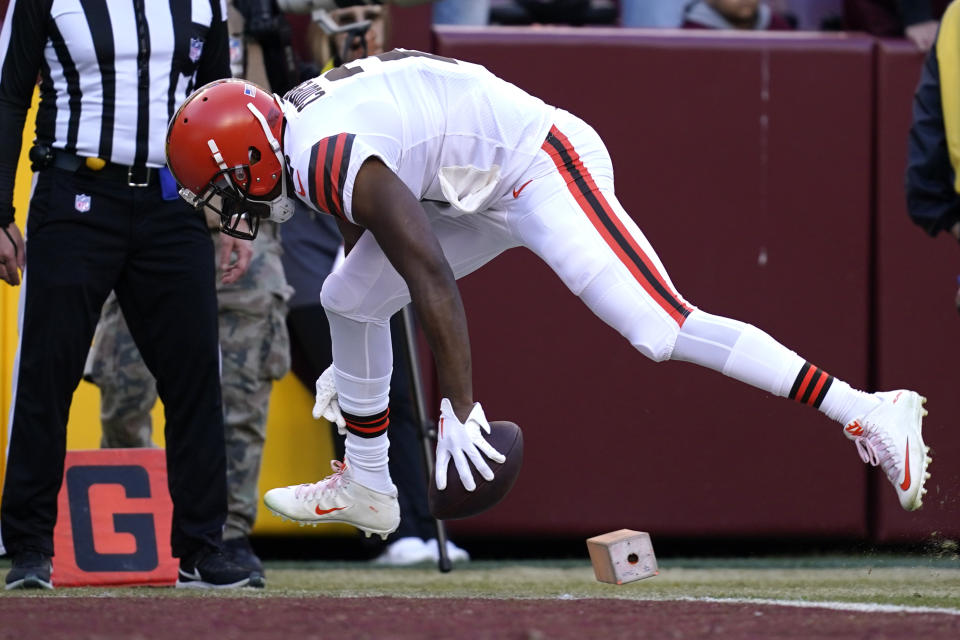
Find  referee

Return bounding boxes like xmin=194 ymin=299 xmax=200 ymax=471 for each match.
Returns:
xmin=0 ymin=0 xmax=254 ymax=589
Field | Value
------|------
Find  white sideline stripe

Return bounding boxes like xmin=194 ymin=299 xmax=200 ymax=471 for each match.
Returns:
xmin=382 ymin=594 xmax=960 ymax=616
xmin=670 ymin=596 xmax=960 ymax=616
xmin=337 ymin=594 xmax=960 ymax=616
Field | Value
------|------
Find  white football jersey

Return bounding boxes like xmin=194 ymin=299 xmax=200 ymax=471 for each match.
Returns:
xmin=280 ymin=49 xmax=556 ymax=222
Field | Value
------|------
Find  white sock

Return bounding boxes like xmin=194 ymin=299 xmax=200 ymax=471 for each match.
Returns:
xmin=344 ymin=432 xmax=394 ymax=493
xmin=817 ymin=379 xmax=880 ymax=426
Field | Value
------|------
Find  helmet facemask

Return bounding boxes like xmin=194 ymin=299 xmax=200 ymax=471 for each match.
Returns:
xmin=180 ymin=165 xmax=266 ymax=241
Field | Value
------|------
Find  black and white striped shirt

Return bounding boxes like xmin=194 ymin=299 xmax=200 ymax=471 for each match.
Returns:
xmin=0 ymin=0 xmax=230 ymax=224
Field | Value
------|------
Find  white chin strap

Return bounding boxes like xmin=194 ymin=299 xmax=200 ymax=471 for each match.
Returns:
xmin=247 ymin=101 xmax=295 ymax=223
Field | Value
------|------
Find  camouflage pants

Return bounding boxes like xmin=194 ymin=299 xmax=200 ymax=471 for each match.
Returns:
xmin=85 ymin=222 xmax=292 ymax=539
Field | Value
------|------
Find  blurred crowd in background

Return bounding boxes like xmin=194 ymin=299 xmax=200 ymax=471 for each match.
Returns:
xmin=419 ymin=0 xmax=950 ymax=51
xmin=262 ymin=1 xmax=952 ymax=95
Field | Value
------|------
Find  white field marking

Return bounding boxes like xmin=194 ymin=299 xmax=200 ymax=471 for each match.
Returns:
xmin=397 ymin=593 xmax=960 ymax=616
xmin=391 ymin=594 xmax=960 ymax=615
xmin=666 ymin=596 xmax=960 ymax=616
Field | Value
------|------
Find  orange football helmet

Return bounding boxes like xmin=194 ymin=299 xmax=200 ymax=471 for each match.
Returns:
xmin=166 ymin=78 xmax=294 ymax=239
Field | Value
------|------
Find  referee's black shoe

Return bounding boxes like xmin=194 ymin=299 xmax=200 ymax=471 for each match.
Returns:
xmin=223 ymin=536 xmax=265 ymax=588
xmin=175 ymin=547 xmax=251 ymax=589
xmin=5 ymin=551 xmax=53 ymax=590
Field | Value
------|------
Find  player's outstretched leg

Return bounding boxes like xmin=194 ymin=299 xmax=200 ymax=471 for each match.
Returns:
xmin=263 ymin=459 xmax=400 ymax=539
xmin=517 ymin=120 xmax=934 ymax=512
xmin=842 ymin=390 xmax=931 ymax=511
xmin=670 ymin=310 xmax=933 ymax=511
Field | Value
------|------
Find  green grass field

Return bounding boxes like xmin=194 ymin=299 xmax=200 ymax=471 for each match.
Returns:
xmin=4 ymin=555 xmax=958 ymax=611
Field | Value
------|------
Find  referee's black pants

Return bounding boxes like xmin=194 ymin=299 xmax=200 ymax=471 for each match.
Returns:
xmin=1 ymin=166 xmax=228 ymax=560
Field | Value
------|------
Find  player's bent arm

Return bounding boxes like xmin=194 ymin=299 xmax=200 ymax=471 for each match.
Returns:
xmin=351 ymin=157 xmax=475 ymax=421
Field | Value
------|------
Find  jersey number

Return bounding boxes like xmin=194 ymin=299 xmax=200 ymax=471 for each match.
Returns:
xmin=284 ymin=50 xmax=457 ymax=112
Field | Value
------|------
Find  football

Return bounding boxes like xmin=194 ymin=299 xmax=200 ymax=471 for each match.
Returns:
xmin=428 ymin=421 xmax=524 ymax=520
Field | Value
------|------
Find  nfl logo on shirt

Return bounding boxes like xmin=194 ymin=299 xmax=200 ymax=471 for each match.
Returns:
xmin=75 ymin=194 xmax=91 ymax=213
xmin=189 ymin=37 xmax=203 ymax=63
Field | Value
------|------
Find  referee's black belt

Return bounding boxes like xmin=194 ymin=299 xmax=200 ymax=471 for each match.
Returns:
xmin=47 ymin=151 xmax=158 ymax=188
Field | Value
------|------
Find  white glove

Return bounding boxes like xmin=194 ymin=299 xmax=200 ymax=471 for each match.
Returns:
xmin=435 ymin=398 xmax=506 ymax=492
xmin=313 ymin=366 xmax=346 ymax=434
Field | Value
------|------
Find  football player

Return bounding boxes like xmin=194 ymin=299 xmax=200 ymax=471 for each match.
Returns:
xmin=166 ymin=50 xmax=932 ymax=538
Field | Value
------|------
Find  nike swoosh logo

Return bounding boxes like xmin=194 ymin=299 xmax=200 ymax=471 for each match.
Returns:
xmin=315 ymin=505 xmax=347 ymax=516
xmin=513 ymin=179 xmax=532 ymax=198
xmin=439 ymin=416 xmax=444 ymax=438
xmin=296 ymin=171 xmax=307 ymax=197
xmin=899 ymin=439 xmax=911 ymax=490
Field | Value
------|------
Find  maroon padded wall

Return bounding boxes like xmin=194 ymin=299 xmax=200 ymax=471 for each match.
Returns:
xmin=434 ymin=28 xmax=874 ymax=539
xmin=386 ymin=1 xmax=434 ymax=53
xmin=874 ymin=41 xmax=960 ymax=541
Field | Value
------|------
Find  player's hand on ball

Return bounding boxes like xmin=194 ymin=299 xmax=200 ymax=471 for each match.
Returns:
xmin=435 ymin=398 xmax=506 ymax=492
xmin=313 ymin=365 xmax=346 ymax=433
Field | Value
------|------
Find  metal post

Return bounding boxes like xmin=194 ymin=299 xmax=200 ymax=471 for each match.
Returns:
xmin=398 ymin=305 xmax=452 ymax=573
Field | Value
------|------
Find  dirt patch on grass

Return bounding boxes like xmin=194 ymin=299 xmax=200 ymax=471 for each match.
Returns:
xmin=1 ymin=596 xmax=957 ymax=639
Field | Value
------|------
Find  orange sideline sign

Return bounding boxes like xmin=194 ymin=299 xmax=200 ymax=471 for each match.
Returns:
xmin=53 ymin=449 xmax=177 ymax=587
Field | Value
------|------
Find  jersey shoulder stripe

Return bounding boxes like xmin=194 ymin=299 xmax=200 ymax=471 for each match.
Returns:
xmin=307 ymin=132 xmax=355 ymax=219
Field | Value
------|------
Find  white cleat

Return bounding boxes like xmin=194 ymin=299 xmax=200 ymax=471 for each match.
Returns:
xmin=844 ymin=390 xmax=932 ymax=511
xmin=263 ymin=460 xmax=400 ymax=539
